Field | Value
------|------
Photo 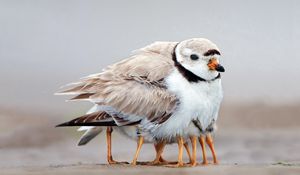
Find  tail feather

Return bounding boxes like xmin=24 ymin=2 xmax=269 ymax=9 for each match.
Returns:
xmin=77 ymin=127 xmax=103 ymax=146
xmin=67 ymin=93 xmax=95 ymax=102
xmin=56 ymin=110 xmax=141 ymax=127
xmin=55 ymin=111 xmax=117 ymax=127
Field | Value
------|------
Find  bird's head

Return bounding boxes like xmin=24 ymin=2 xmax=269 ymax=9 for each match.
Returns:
xmin=175 ymin=38 xmax=225 ymax=81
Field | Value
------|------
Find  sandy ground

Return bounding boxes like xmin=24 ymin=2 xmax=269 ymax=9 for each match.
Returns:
xmin=0 ymin=103 xmax=300 ymax=174
xmin=2 ymin=164 xmax=300 ymax=175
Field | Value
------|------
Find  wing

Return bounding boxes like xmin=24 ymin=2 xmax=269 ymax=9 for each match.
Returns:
xmin=57 ymin=42 xmax=179 ymax=126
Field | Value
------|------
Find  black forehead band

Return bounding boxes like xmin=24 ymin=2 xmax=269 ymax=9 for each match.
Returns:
xmin=203 ymin=49 xmax=221 ymax=57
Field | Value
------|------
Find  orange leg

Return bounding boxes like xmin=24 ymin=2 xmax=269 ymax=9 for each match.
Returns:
xmin=131 ymin=136 xmax=144 ymax=165
xmin=199 ymin=135 xmax=208 ymax=165
xmin=189 ymin=136 xmax=197 ymax=166
xmin=149 ymin=141 xmax=167 ymax=165
xmin=106 ymin=127 xmax=117 ymax=164
xmin=159 ymin=155 xmax=168 ymax=163
xmin=206 ymin=134 xmax=219 ymax=164
xmin=167 ymin=136 xmax=184 ymax=167
xmin=153 ymin=141 xmax=191 ymax=166
xmin=184 ymin=142 xmax=193 ymax=164
xmin=177 ymin=136 xmax=184 ymax=166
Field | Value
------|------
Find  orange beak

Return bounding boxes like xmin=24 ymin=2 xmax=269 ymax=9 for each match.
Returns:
xmin=207 ymin=58 xmax=225 ymax=72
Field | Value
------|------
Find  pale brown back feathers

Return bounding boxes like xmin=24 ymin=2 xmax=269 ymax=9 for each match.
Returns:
xmin=57 ymin=42 xmax=179 ymax=124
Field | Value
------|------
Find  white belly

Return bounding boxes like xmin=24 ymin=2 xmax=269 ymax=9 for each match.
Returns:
xmin=149 ymin=70 xmax=223 ymax=140
xmin=114 ymin=126 xmax=157 ymax=143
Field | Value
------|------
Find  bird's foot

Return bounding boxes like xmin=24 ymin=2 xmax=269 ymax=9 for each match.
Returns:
xmin=165 ymin=161 xmax=186 ymax=168
xmin=146 ymin=159 xmax=171 ymax=166
xmin=213 ymin=160 xmax=219 ymax=165
xmin=200 ymin=160 xmax=209 ymax=166
xmin=108 ymin=160 xmax=129 ymax=165
xmin=188 ymin=161 xmax=197 ymax=167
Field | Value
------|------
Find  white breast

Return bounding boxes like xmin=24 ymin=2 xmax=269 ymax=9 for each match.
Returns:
xmin=150 ymin=69 xmax=223 ymax=140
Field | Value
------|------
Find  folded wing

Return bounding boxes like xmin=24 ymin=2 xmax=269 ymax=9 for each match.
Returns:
xmin=57 ymin=42 xmax=179 ymax=126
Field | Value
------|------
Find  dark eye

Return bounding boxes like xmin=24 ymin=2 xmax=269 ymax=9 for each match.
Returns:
xmin=190 ymin=54 xmax=199 ymax=60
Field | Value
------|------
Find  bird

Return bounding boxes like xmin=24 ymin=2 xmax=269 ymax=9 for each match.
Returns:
xmin=136 ymin=38 xmax=224 ymax=167
xmin=56 ymin=38 xmax=224 ymax=167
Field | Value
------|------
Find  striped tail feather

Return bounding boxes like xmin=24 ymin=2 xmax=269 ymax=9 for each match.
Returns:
xmin=55 ymin=111 xmax=117 ymax=127
xmin=55 ymin=110 xmax=142 ymax=127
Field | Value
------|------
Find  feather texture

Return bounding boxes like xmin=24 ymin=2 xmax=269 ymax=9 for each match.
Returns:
xmin=57 ymin=42 xmax=180 ymax=125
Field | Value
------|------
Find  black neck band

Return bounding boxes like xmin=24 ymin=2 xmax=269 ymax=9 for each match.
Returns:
xmin=172 ymin=44 xmax=220 ymax=83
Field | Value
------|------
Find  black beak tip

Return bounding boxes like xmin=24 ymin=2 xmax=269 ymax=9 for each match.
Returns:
xmin=216 ymin=65 xmax=225 ymax=72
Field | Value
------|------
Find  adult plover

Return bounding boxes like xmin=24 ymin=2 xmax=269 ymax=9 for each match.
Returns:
xmin=56 ymin=38 xmax=224 ymax=167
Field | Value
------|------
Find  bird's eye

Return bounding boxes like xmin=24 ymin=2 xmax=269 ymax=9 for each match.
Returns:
xmin=190 ymin=54 xmax=199 ymax=60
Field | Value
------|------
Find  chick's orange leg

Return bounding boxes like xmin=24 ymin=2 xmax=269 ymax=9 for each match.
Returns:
xmin=184 ymin=141 xmax=193 ymax=164
xmin=131 ymin=136 xmax=144 ymax=165
xmin=189 ymin=136 xmax=197 ymax=166
xmin=206 ymin=134 xmax=219 ymax=164
xmin=199 ymin=135 xmax=208 ymax=165
xmin=166 ymin=136 xmax=185 ymax=167
xmin=149 ymin=141 xmax=167 ymax=165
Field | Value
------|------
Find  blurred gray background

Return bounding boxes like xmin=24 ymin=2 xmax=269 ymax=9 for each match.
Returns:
xmin=0 ymin=0 xmax=300 ymax=170
xmin=1 ymin=0 xmax=299 ymax=114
